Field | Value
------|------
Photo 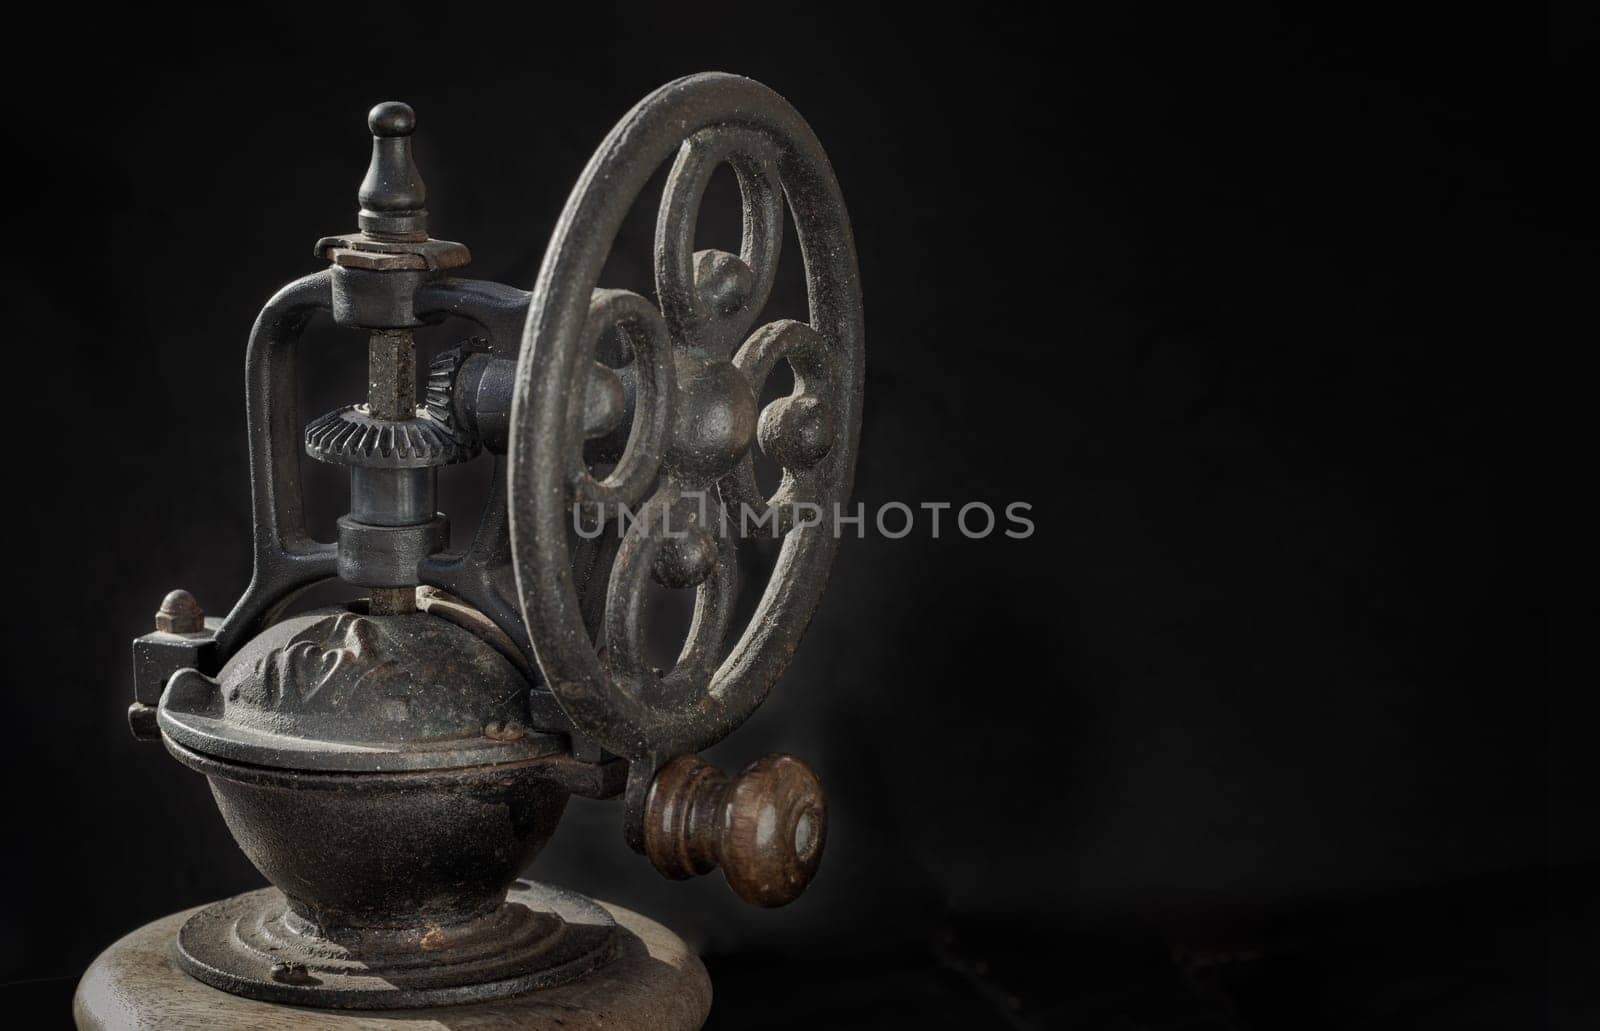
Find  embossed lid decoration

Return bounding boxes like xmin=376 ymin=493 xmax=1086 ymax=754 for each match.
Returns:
xmin=157 ymin=607 xmax=557 ymax=772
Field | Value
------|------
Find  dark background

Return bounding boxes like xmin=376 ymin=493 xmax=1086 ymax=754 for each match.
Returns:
xmin=1 ymin=5 xmax=1575 ymax=1028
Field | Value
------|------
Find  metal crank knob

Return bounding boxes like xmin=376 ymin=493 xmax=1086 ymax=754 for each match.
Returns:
xmin=642 ymin=754 xmax=827 ymax=907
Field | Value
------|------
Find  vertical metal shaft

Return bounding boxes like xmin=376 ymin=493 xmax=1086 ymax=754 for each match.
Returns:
xmin=367 ymin=329 xmax=418 ymax=615
xmin=367 ymin=330 xmax=417 ymax=420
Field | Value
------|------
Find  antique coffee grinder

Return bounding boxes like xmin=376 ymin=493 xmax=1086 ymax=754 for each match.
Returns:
xmin=83 ymin=73 xmax=861 ymax=1025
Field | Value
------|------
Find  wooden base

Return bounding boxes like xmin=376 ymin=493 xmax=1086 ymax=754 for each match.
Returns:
xmin=74 ymin=900 xmax=712 ymax=1030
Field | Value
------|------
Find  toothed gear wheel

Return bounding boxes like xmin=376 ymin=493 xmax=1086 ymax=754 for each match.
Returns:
xmin=425 ymin=342 xmax=483 ymax=432
xmin=304 ymin=404 xmax=479 ymax=468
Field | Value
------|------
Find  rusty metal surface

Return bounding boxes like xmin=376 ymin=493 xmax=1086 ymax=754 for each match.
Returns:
xmin=362 ymin=328 xmax=419 ymax=614
xmin=508 ymin=72 xmax=866 ymax=763
xmin=154 ymin=589 xmax=205 ymax=634
xmin=157 ymin=606 xmax=558 ymax=771
xmin=366 ymin=329 xmax=416 ymax=421
xmin=128 ymin=75 xmax=859 ymax=1006
xmin=162 ymin=738 xmax=616 ymax=1006
xmin=174 ymin=882 xmax=615 ymax=1009
xmin=314 ymin=233 xmax=472 ymax=272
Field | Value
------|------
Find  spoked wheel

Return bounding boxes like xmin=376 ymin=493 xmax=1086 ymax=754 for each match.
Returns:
xmin=508 ymin=73 xmax=864 ymax=763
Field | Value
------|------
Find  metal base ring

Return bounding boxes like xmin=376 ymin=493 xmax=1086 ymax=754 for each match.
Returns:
xmin=174 ymin=881 xmax=616 ymax=1009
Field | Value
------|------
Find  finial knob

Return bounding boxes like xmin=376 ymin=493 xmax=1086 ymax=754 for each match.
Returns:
xmin=368 ymin=101 xmax=415 ymax=137
xmin=359 ymin=101 xmax=427 ymax=239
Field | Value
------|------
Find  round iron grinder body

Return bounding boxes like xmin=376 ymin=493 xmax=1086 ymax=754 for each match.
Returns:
xmin=154 ymin=606 xmax=619 ymax=1007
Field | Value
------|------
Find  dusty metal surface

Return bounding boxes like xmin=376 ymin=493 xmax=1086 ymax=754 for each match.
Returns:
xmin=157 ymin=606 xmax=559 ymax=771
xmin=508 ymin=73 xmax=865 ymax=766
xmin=128 ymin=74 xmax=861 ymax=1007
xmin=176 ymin=882 xmax=615 ymax=1008
xmin=75 ymin=898 xmax=711 ymax=1030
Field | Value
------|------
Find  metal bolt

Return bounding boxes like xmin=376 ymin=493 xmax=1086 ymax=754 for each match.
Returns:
xmin=155 ymin=589 xmax=204 ymax=634
xmin=126 ymin=702 xmax=159 ymax=741
xmin=484 ymin=719 xmax=526 ymax=742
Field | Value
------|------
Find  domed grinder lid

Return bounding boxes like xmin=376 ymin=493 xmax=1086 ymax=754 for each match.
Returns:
xmin=157 ymin=606 xmax=557 ymax=772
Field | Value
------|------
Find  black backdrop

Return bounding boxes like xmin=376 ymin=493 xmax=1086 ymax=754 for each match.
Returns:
xmin=3 ymin=6 xmax=1570 ymax=1028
